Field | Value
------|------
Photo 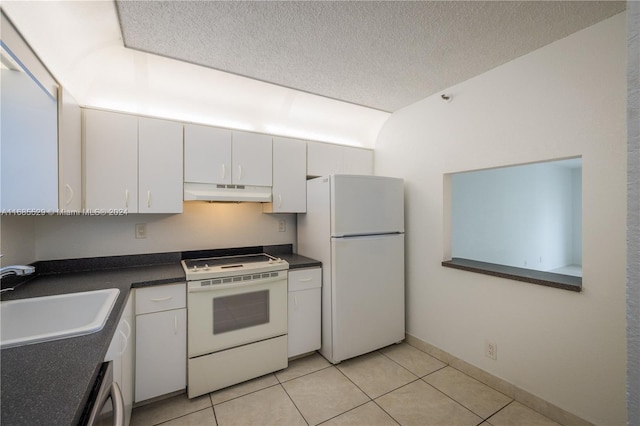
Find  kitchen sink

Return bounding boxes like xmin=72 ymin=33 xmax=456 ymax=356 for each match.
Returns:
xmin=0 ymin=288 xmax=120 ymax=349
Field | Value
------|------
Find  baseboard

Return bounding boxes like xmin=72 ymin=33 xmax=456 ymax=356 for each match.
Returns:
xmin=405 ymin=333 xmax=595 ymax=426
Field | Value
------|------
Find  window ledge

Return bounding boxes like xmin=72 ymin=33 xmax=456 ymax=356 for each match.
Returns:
xmin=441 ymin=258 xmax=582 ymax=292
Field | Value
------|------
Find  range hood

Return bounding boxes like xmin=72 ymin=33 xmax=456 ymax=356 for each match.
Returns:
xmin=184 ymin=182 xmax=272 ymax=203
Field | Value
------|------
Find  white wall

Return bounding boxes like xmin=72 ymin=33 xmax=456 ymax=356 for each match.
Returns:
xmin=4 ymin=203 xmax=295 ymax=261
xmin=451 ymin=162 xmax=579 ymax=271
xmin=0 ymin=216 xmax=36 ymax=265
xmin=626 ymin=2 xmax=640 ymax=423
xmin=572 ymin=167 xmax=583 ymax=266
xmin=375 ymin=13 xmax=627 ymax=426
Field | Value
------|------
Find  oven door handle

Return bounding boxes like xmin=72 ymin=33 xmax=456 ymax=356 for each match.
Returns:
xmin=86 ymin=362 xmax=125 ymax=426
xmin=110 ymin=381 xmax=126 ymax=426
xmin=188 ymin=277 xmax=286 ymax=292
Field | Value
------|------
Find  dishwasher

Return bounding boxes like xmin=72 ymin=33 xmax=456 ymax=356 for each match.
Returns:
xmin=78 ymin=361 xmax=125 ymax=426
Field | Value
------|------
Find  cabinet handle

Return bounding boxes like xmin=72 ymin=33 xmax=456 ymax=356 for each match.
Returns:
xmin=174 ymin=315 xmax=178 ymax=335
xmin=122 ymin=318 xmax=131 ymax=339
xmin=278 ymin=194 xmax=282 ymax=208
xmin=151 ymin=296 xmax=172 ymax=302
xmin=118 ymin=329 xmax=128 ymax=355
xmin=298 ymin=278 xmax=312 ymax=282
xmin=238 ymin=164 xmax=243 ymax=180
xmin=221 ymin=163 xmax=226 ymax=180
xmin=125 ymin=190 xmax=129 ymax=209
xmin=147 ymin=190 xmax=151 ymax=208
xmin=294 ymin=295 xmax=298 ymax=307
xmin=64 ymin=184 xmax=74 ymax=206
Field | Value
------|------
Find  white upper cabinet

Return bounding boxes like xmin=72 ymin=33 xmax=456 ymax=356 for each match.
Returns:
xmin=84 ymin=109 xmax=183 ymax=213
xmin=307 ymin=141 xmax=373 ymax=177
xmin=58 ymin=87 xmax=82 ymax=211
xmin=138 ymin=118 xmax=184 ymax=213
xmin=184 ymin=127 xmax=272 ymax=187
xmin=342 ymin=145 xmax=374 ymax=175
xmin=184 ymin=125 xmax=232 ymax=185
xmin=264 ymin=137 xmax=307 ymax=213
xmin=231 ymin=131 xmax=272 ymax=186
xmin=83 ymin=109 xmax=138 ymax=212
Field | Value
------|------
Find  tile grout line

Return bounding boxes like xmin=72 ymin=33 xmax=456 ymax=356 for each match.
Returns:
xmin=209 ymin=380 xmax=281 ymax=407
xmin=444 ymin=363 xmax=513 ymax=401
xmin=404 ymin=339 xmax=576 ymax=425
xmin=333 ymin=360 xmax=419 ymax=426
xmin=483 ymin=399 xmax=517 ymax=425
xmin=399 ymin=342 xmax=519 ymax=422
xmin=275 ymin=363 xmax=334 ymax=385
xmin=278 ymin=382 xmax=311 ymax=426
xmin=418 ymin=376 xmax=488 ymax=422
xmin=427 ymin=365 xmax=514 ymax=420
xmin=154 ymin=406 xmax=215 ymax=426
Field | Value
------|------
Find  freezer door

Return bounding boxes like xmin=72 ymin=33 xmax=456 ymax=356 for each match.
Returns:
xmin=331 ymin=175 xmax=404 ymax=237
xmin=330 ymin=233 xmax=405 ymax=363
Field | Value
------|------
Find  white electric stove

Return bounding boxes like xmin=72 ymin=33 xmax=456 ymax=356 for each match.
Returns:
xmin=182 ymin=253 xmax=289 ymax=398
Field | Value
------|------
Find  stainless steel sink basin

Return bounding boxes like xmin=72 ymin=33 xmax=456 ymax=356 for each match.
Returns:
xmin=0 ymin=288 xmax=120 ymax=349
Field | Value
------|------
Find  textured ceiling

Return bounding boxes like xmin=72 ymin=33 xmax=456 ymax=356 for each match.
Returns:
xmin=116 ymin=1 xmax=625 ymax=112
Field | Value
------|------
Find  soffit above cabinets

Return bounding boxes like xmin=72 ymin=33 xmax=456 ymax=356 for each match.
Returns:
xmin=116 ymin=1 xmax=625 ymax=112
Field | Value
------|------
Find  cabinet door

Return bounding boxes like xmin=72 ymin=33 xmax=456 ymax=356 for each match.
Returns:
xmin=184 ymin=124 xmax=231 ymax=184
xmin=231 ymin=131 xmax=272 ymax=186
xmin=307 ymin=142 xmax=374 ymax=177
xmin=138 ymin=118 xmax=183 ymax=213
xmin=135 ymin=308 xmax=186 ymax=402
xmin=83 ymin=109 xmax=138 ymax=212
xmin=58 ymin=87 xmax=82 ymax=211
xmin=264 ymin=137 xmax=307 ymax=213
xmin=342 ymin=146 xmax=374 ymax=175
xmin=288 ymin=268 xmax=321 ymax=357
xmin=307 ymin=141 xmax=342 ymax=177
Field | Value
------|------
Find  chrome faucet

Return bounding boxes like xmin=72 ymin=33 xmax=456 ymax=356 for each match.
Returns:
xmin=1 ymin=265 xmax=36 ymax=279
xmin=1 ymin=264 xmax=36 ymax=293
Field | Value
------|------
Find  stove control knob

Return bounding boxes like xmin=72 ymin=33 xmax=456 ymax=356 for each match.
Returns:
xmin=268 ymin=259 xmax=274 ymax=264
xmin=204 ymin=264 xmax=209 ymax=271
xmin=277 ymin=258 xmax=283 ymax=263
xmin=192 ymin=265 xmax=198 ymax=271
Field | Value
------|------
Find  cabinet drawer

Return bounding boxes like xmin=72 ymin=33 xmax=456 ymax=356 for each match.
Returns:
xmin=135 ymin=283 xmax=186 ymax=314
xmin=288 ymin=268 xmax=321 ymax=292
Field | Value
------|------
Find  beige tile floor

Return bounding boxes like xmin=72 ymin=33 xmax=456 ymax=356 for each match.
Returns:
xmin=131 ymin=342 xmax=562 ymax=426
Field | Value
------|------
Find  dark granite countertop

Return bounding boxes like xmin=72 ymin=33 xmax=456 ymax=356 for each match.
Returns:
xmin=0 ymin=263 xmax=185 ymax=426
xmin=0 ymin=244 xmax=320 ymax=425
xmin=269 ymin=253 xmax=322 ymax=270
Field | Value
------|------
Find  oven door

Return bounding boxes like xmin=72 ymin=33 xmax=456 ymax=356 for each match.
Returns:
xmin=187 ymin=271 xmax=287 ymax=358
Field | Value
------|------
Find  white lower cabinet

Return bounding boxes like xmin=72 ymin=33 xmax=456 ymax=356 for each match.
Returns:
xmin=288 ymin=268 xmax=322 ymax=358
xmin=104 ymin=293 xmax=134 ymax=426
xmin=135 ymin=283 xmax=186 ymax=403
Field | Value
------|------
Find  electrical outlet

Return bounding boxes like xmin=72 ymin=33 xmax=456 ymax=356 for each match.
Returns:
xmin=278 ymin=220 xmax=286 ymax=232
xmin=485 ymin=340 xmax=498 ymax=360
xmin=135 ymin=223 xmax=147 ymax=239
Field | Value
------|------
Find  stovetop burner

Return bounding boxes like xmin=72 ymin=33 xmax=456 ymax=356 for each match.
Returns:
xmin=184 ymin=254 xmax=272 ymax=269
xmin=182 ymin=253 xmax=288 ymax=280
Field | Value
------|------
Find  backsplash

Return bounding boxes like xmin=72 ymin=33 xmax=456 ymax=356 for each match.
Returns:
xmin=1 ymin=202 xmax=295 ymax=263
xmin=0 ymin=215 xmax=36 ymax=265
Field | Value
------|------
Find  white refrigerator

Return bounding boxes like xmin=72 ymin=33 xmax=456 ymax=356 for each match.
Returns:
xmin=298 ymin=174 xmax=405 ymax=364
